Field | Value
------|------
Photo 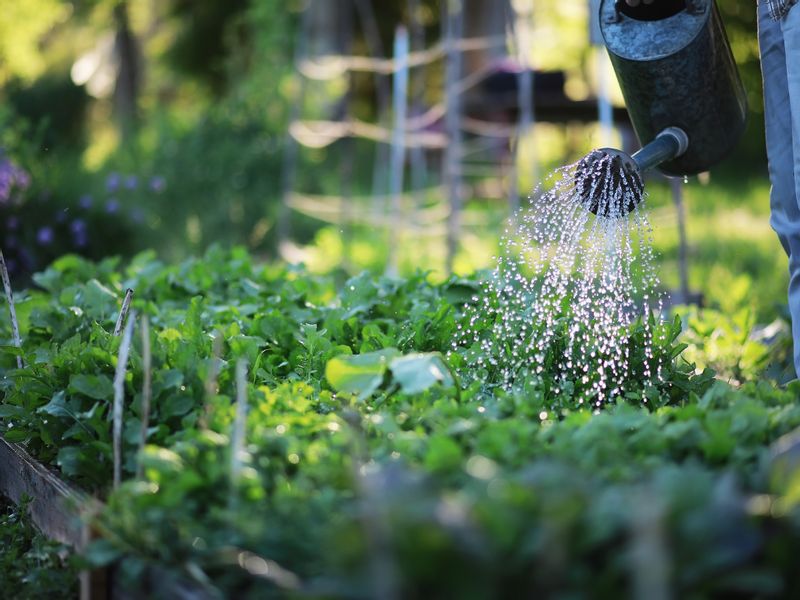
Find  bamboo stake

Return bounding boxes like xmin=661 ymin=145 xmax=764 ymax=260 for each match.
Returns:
xmin=0 ymin=250 xmax=23 ymax=369
xmin=408 ymin=0 xmax=428 ymax=227
xmin=136 ymin=315 xmax=151 ymax=480
xmin=199 ymin=330 xmax=224 ymax=430
xmin=386 ymin=26 xmax=410 ymax=277
xmin=511 ymin=0 xmax=535 ymax=216
xmin=278 ymin=2 xmax=312 ymax=249
xmin=340 ymin=0 xmax=355 ymax=270
xmin=113 ymin=310 xmax=136 ymax=490
xmin=354 ymin=0 xmax=392 ymax=208
xmin=113 ymin=289 xmax=134 ymax=336
xmin=443 ymin=0 xmax=464 ymax=275
xmin=230 ymin=359 xmax=248 ymax=490
xmin=671 ymin=177 xmax=691 ymax=301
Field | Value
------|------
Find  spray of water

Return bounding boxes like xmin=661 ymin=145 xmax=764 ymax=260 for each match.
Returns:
xmin=455 ymin=153 xmax=664 ymax=407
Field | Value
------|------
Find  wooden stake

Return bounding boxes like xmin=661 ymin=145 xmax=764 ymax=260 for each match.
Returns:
xmin=278 ymin=7 xmax=310 ymax=250
xmin=113 ymin=311 xmax=135 ymax=490
xmin=199 ymin=330 xmax=224 ymax=430
xmin=671 ymin=177 xmax=691 ymax=302
xmin=113 ymin=289 xmax=134 ymax=337
xmin=0 ymin=250 xmax=23 ymax=369
xmin=339 ymin=0 xmax=355 ymax=271
xmin=136 ymin=315 xmax=151 ymax=480
xmin=408 ymin=0 xmax=429 ymax=225
xmin=230 ymin=359 xmax=248 ymax=490
xmin=513 ymin=0 xmax=535 ymax=215
xmin=443 ymin=0 xmax=465 ymax=275
xmin=354 ymin=0 xmax=392 ymax=209
xmin=386 ymin=26 xmax=410 ymax=277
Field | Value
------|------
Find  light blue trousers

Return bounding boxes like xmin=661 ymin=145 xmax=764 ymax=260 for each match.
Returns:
xmin=759 ymin=2 xmax=800 ymax=377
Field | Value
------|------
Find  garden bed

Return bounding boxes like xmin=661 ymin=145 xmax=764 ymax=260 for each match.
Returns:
xmin=0 ymin=437 xmax=99 ymax=599
xmin=0 ymin=436 xmax=212 ymax=599
xmin=2 ymin=248 xmax=800 ymax=598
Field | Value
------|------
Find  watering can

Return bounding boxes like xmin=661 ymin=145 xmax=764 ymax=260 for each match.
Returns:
xmin=578 ymin=0 xmax=747 ymax=216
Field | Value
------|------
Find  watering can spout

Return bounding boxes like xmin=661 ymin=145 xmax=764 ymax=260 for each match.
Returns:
xmin=630 ymin=127 xmax=689 ymax=173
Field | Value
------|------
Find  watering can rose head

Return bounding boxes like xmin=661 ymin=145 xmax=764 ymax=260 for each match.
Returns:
xmin=574 ymin=148 xmax=643 ymax=218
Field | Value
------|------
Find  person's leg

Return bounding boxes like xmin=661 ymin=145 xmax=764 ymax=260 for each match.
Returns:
xmin=783 ymin=6 xmax=800 ymax=377
xmin=759 ymin=3 xmax=800 ymax=376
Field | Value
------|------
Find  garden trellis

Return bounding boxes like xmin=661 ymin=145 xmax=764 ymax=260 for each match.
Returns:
xmin=278 ymin=0 xmax=535 ymax=274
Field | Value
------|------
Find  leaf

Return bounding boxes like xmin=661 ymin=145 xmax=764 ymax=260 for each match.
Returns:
xmin=162 ymin=395 xmax=195 ymax=418
xmin=3 ymin=429 xmax=30 ymax=443
xmin=56 ymin=446 xmax=81 ymax=476
xmin=788 ymin=380 xmax=800 ymax=395
xmin=80 ymin=279 xmax=119 ymax=316
xmin=0 ymin=345 xmax=25 ymax=358
xmin=443 ymin=280 xmax=480 ymax=304
xmin=38 ymin=391 xmax=72 ymax=418
xmin=424 ymin=434 xmax=464 ymax=472
xmin=0 ymin=405 xmax=25 ymax=418
xmin=82 ymin=540 xmax=123 ymax=567
xmin=670 ymin=343 xmax=689 ymax=359
xmin=68 ymin=374 xmax=114 ymax=401
xmin=159 ymin=328 xmax=182 ymax=342
xmin=325 ymin=348 xmax=400 ymax=399
xmin=390 ymin=353 xmax=454 ymax=395
xmin=153 ymin=370 xmax=184 ymax=397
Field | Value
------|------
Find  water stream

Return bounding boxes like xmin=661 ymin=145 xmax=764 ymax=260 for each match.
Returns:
xmin=456 ymin=153 xmax=663 ymax=406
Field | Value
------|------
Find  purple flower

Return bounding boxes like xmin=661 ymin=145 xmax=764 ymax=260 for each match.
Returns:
xmin=55 ymin=208 xmax=69 ymax=223
xmin=79 ymin=194 xmax=93 ymax=209
xmin=6 ymin=216 xmax=19 ymax=230
xmin=15 ymin=169 xmax=29 ymax=190
xmin=70 ymin=219 xmax=88 ymax=247
xmin=105 ymin=198 xmax=120 ymax=214
xmin=70 ymin=218 xmax=87 ymax=234
xmin=36 ymin=226 xmax=54 ymax=246
xmin=0 ymin=158 xmax=29 ymax=203
xmin=149 ymin=176 xmax=166 ymax=193
xmin=125 ymin=175 xmax=138 ymax=190
xmin=74 ymin=231 xmax=88 ymax=248
xmin=106 ymin=172 xmax=121 ymax=192
xmin=18 ymin=248 xmax=33 ymax=269
xmin=131 ymin=208 xmax=145 ymax=223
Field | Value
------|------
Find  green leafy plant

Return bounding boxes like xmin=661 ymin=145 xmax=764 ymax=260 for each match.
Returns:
xmin=0 ymin=496 xmax=78 ymax=599
xmin=2 ymin=248 xmax=799 ymax=598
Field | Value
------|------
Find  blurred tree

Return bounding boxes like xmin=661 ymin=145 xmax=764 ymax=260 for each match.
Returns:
xmin=165 ymin=0 xmax=250 ymax=94
xmin=5 ymin=75 xmax=89 ymax=150
xmin=0 ymin=0 xmax=69 ymax=84
xmin=112 ymin=1 xmax=141 ymax=138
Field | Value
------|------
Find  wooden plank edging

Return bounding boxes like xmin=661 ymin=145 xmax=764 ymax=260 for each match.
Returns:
xmin=0 ymin=436 xmax=107 ymax=599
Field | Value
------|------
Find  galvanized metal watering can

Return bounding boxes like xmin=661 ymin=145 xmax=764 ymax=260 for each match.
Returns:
xmin=579 ymin=0 xmax=747 ymax=215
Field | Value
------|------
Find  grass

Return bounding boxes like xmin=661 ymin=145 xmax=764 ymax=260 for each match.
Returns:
xmin=644 ymin=172 xmax=786 ymax=322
